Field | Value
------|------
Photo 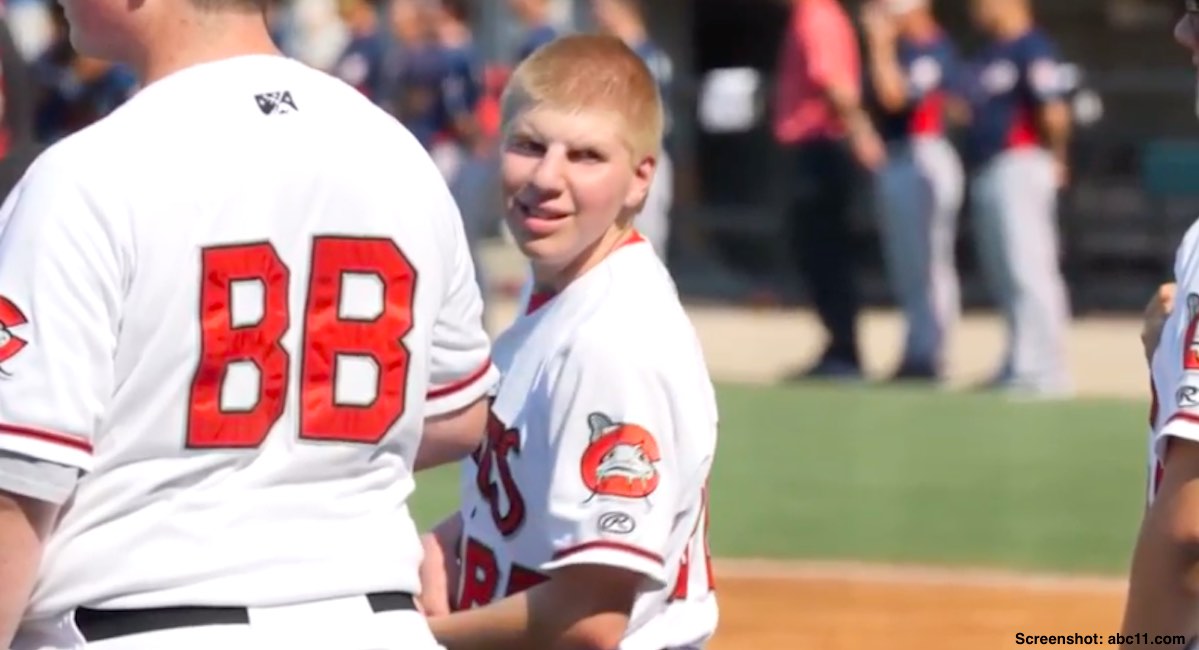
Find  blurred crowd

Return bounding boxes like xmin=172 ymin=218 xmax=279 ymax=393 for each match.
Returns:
xmin=776 ymin=0 xmax=1075 ymax=400
xmin=0 ymin=0 xmax=1081 ymax=399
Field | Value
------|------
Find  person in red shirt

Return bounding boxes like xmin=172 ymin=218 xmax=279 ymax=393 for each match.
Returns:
xmin=774 ymin=0 xmax=884 ymax=380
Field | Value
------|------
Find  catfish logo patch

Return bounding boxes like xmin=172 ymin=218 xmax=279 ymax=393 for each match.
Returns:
xmin=0 ymin=296 xmax=28 ymax=375
xmin=579 ymin=412 xmax=661 ymax=500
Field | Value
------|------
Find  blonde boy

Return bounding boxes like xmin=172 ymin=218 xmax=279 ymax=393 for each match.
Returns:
xmin=419 ymin=34 xmax=720 ymax=649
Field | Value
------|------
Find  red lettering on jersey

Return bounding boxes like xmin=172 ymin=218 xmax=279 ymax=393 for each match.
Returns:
xmin=506 ymin=563 xmax=549 ymax=596
xmin=187 ymin=243 xmax=290 ymax=448
xmin=458 ymin=537 xmax=501 ymax=610
xmin=671 ymin=486 xmax=716 ymax=601
xmin=299 ymin=237 xmax=416 ymax=444
xmin=473 ymin=409 xmax=526 ymax=536
xmin=186 ymin=237 xmax=417 ymax=449
xmin=456 ymin=537 xmax=547 ymax=609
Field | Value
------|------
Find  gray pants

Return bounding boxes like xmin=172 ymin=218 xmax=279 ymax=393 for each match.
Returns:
xmin=970 ymin=148 xmax=1071 ymax=393
xmin=875 ymin=136 xmax=964 ymax=371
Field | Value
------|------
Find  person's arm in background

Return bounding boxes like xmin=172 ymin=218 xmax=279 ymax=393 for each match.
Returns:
xmin=1023 ymin=37 xmax=1071 ymax=187
xmin=859 ymin=1 xmax=906 ymax=113
xmin=802 ymin=3 xmax=884 ymax=169
xmin=0 ymin=19 xmax=35 ymax=147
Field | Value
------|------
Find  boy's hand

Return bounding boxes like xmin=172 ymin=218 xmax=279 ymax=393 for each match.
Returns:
xmin=418 ymin=531 xmax=457 ymax=617
xmin=1143 ymin=282 xmax=1177 ymax=364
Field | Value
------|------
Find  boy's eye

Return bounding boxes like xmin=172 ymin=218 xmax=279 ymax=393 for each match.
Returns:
xmin=508 ymin=138 xmax=545 ymax=155
xmin=570 ymin=149 xmax=605 ymax=163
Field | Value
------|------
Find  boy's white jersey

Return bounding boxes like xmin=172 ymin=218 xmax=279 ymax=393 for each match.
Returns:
xmin=0 ymin=55 xmax=497 ymax=618
xmin=1148 ymin=219 xmax=1199 ymax=504
xmin=455 ymin=234 xmax=720 ymax=649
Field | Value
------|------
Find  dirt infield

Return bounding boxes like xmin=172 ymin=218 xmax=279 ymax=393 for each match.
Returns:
xmin=708 ymin=561 xmax=1126 ymax=649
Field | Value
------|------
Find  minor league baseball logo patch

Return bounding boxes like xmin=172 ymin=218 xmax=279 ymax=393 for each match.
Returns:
xmin=0 ymin=296 xmax=28 ymax=376
xmin=579 ymin=412 xmax=661 ymax=500
xmin=1185 ymin=294 xmax=1199 ymax=370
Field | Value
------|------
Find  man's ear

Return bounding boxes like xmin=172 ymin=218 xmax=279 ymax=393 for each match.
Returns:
xmin=623 ymin=155 xmax=657 ymax=212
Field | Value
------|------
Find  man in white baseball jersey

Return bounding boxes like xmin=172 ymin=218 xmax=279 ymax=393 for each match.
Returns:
xmin=417 ymin=35 xmax=720 ymax=650
xmin=0 ymin=0 xmax=498 ymax=646
xmin=1121 ymin=9 xmax=1199 ymax=648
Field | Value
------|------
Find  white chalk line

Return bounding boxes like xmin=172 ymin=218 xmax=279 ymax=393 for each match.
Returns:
xmin=712 ymin=558 xmax=1128 ymax=594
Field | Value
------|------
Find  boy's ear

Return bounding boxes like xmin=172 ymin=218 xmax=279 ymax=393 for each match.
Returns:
xmin=623 ymin=155 xmax=657 ymax=212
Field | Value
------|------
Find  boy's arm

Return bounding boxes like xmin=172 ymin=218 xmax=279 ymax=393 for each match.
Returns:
xmin=430 ymin=564 xmax=640 ymax=650
xmin=1123 ymin=246 xmax=1199 ymax=646
xmin=421 ymin=512 xmax=465 ymax=616
xmin=431 ymin=337 xmax=683 ymax=649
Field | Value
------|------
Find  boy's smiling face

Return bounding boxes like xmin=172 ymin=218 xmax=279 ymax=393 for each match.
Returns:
xmin=500 ymin=105 xmax=653 ymax=286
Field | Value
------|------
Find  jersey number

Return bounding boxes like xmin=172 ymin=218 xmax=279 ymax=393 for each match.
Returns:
xmin=186 ymin=237 xmax=417 ymax=448
xmin=457 ymin=537 xmax=548 ymax=610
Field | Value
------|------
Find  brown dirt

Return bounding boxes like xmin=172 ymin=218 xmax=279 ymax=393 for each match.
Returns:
xmin=708 ymin=562 xmax=1127 ymax=649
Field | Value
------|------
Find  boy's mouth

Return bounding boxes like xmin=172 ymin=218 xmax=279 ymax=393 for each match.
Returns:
xmin=515 ymin=199 xmax=570 ymax=222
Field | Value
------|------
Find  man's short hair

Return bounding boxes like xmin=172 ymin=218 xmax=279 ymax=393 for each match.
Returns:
xmin=500 ymin=34 xmax=663 ymax=162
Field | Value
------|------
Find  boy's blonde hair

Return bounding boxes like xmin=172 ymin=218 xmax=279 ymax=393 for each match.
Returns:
xmin=500 ymin=34 xmax=664 ymax=162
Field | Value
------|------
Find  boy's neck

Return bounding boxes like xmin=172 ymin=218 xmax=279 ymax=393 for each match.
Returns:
xmin=533 ymin=225 xmax=639 ymax=294
xmin=135 ymin=13 xmax=280 ymax=86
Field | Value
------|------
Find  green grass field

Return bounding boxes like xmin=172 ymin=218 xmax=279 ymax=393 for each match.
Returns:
xmin=410 ymin=383 xmax=1149 ymax=577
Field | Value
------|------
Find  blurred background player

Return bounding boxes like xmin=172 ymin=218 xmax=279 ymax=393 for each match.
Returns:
xmin=773 ymin=0 xmax=884 ymax=380
xmin=509 ymin=0 xmax=559 ymax=63
xmin=431 ymin=0 xmax=493 ymax=308
xmin=31 ymin=3 xmax=136 ymax=145
xmin=591 ymin=0 xmax=675 ymax=260
xmin=861 ymin=0 xmax=964 ymax=381
xmin=332 ymin=0 xmax=386 ymax=103
xmin=963 ymin=0 xmax=1073 ymax=397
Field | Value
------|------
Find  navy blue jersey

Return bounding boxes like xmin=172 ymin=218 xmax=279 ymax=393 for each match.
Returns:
xmin=963 ymin=28 xmax=1068 ymax=164
xmin=438 ymin=42 xmax=483 ymax=132
xmin=516 ymin=24 xmax=558 ymax=62
xmin=867 ymin=32 xmax=960 ymax=143
xmin=333 ymin=32 xmax=386 ymax=103
xmin=32 ymin=53 xmax=137 ymax=143
xmin=391 ymin=43 xmax=449 ymax=149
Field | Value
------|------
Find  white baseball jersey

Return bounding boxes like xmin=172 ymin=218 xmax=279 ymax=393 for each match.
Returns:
xmin=0 ymin=54 xmax=497 ymax=619
xmin=454 ymin=233 xmax=720 ymax=650
xmin=1147 ymin=219 xmax=1199 ymax=504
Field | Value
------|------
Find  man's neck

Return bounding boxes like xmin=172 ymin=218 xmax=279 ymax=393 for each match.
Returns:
xmin=992 ymin=12 xmax=1032 ymax=41
xmin=135 ymin=13 xmax=280 ymax=86
xmin=440 ymin=22 xmax=471 ymax=47
xmin=901 ymin=11 xmax=939 ymax=42
xmin=351 ymin=13 xmax=378 ymax=38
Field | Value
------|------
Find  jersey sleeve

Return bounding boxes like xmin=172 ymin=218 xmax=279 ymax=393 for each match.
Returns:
xmin=1021 ymin=35 xmax=1067 ymax=104
xmin=425 ymin=189 xmax=497 ymax=417
xmin=535 ymin=337 xmax=678 ymax=588
xmin=1153 ymin=228 xmax=1199 ymax=458
xmin=0 ymin=151 xmax=123 ymax=472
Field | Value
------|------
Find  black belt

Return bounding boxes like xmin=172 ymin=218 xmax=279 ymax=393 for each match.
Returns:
xmin=74 ymin=591 xmax=416 ymax=641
